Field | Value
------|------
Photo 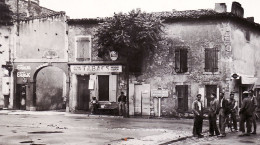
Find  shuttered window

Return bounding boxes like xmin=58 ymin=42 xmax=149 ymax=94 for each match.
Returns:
xmin=176 ymin=85 xmax=188 ymax=112
xmin=76 ymin=36 xmax=91 ymax=61
xmin=175 ymin=49 xmax=188 ymax=73
xmin=205 ymin=47 xmax=218 ymax=72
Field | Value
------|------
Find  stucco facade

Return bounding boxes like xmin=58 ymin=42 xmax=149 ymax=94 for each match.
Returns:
xmin=67 ymin=22 xmax=127 ymax=112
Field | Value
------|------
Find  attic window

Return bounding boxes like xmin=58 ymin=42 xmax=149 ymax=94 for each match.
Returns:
xmin=245 ymin=30 xmax=250 ymax=42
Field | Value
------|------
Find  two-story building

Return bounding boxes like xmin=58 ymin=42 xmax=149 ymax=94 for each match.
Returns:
xmin=67 ymin=19 xmax=127 ymax=112
xmin=1 ymin=0 xmax=69 ymax=111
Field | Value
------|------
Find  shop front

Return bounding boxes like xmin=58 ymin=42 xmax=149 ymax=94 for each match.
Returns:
xmin=69 ymin=63 xmax=127 ymax=114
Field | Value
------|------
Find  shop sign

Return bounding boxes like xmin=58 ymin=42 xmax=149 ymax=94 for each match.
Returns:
xmin=110 ymin=51 xmax=118 ymax=61
xmin=151 ymin=89 xmax=168 ymax=97
xmin=71 ymin=65 xmax=122 ymax=73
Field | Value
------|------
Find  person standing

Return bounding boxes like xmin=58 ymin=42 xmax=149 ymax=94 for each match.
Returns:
xmin=90 ymin=97 xmax=99 ymax=114
xmin=208 ymin=93 xmax=220 ymax=136
xmin=218 ymin=92 xmax=229 ymax=137
xmin=249 ymin=89 xmax=257 ymax=134
xmin=118 ymin=92 xmax=127 ymax=117
xmin=239 ymin=91 xmax=253 ymax=136
xmin=192 ymin=94 xmax=204 ymax=138
xmin=228 ymin=92 xmax=238 ymax=132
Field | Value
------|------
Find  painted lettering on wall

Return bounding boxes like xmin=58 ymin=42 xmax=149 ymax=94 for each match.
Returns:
xmin=17 ymin=65 xmax=31 ymax=70
xmin=71 ymin=65 xmax=122 ymax=73
xmin=17 ymin=72 xmax=31 ymax=78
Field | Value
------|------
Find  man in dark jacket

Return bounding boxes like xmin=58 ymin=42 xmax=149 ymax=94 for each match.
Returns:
xmin=239 ymin=91 xmax=253 ymax=136
xmin=118 ymin=92 xmax=127 ymax=117
xmin=249 ymin=90 xmax=257 ymax=134
xmin=192 ymin=94 xmax=204 ymax=138
xmin=228 ymin=92 xmax=238 ymax=131
xmin=218 ymin=92 xmax=229 ymax=137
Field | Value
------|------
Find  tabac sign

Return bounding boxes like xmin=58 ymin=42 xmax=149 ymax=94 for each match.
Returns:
xmin=71 ymin=65 xmax=122 ymax=73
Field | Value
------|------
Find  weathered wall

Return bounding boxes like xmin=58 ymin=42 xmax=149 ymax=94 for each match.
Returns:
xmin=5 ymin=0 xmax=56 ymax=19
xmin=68 ymin=24 xmax=101 ymax=62
xmin=36 ymin=67 xmax=65 ymax=110
xmin=131 ymin=20 xmax=232 ymax=116
xmin=0 ymin=26 xmax=14 ymax=108
xmin=16 ymin=14 xmax=67 ymax=60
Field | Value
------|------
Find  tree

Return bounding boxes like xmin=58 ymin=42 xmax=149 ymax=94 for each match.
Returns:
xmin=95 ymin=9 xmax=163 ymax=73
xmin=0 ymin=1 xmax=13 ymax=25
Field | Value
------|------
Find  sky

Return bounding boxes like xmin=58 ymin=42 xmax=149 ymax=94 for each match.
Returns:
xmin=40 ymin=0 xmax=260 ymax=23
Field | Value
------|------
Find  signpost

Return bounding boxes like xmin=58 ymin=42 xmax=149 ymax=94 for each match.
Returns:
xmin=151 ymin=89 xmax=168 ymax=117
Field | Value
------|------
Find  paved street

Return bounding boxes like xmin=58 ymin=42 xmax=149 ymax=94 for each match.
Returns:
xmin=0 ymin=110 xmax=259 ymax=145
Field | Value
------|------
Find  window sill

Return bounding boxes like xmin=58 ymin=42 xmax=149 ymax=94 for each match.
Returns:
xmin=203 ymin=72 xmax=220 ymax=75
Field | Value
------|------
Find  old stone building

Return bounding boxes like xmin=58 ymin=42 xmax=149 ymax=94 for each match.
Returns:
xmin=129 ymin=2 xmax=260 ymax=116
xmin=67 ymin=19 xmax=127 ymax=112
xmin=0 ymin=0 xmax=69 ymax=110
xmin=1 ymin=1 xmax=259 ymax=117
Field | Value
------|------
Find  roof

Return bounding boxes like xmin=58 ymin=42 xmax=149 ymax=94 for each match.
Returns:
xmin=67 ymin=9 xmax=260 ymax=31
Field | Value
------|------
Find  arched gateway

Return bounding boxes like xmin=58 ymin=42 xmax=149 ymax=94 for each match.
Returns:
xmin=14 ymin=62 xmax=69 ymax=111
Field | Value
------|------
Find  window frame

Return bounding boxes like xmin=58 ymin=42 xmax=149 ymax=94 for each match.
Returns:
xmin=204 ymin=47 xmax=219 ymax=73
xmin=176 ymin=85 xmax=189 ymax=112
xmin=75 ymin=35 xmax=92 ymax=62
xmin=174 ymin=47 xmax=188 ymax=73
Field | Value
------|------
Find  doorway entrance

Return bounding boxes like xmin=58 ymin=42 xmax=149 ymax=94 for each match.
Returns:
xmin=16 ymin=84 xmax=26 ymax=110
xmin=98 ymin=75 xmax=109 ymax=101
xmin=77 ymin=75 xmax=90 ymax=110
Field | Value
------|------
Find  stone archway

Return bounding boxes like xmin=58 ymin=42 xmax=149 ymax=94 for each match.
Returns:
xmin=29 ymin=63 xmax=69 ymax=111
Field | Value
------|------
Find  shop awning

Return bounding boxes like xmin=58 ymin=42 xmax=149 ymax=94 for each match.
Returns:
xmin=241 ymin=75 xmax=258 ymax=84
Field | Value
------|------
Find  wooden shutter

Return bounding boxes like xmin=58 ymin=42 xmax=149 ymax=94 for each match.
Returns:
xmin=205 ymin=48 xmax=210 ymax=72
xmin=76 ymin=37 xmax=90 ymax=61
xmin=205 ymin=48 xmax=218 ymax=72
xmin=176 ymin=85 xmax=188 ymax=111
xmin=175 ymin=49 xmax=180 ymax=72
xmin=109 ymin=75 xmax=117 ymax=102
xmin=180 ymin=49 xmax=188 ymax=72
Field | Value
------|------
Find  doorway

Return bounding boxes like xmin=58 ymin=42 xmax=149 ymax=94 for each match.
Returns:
xmin=98 ymin=75 xmax=109 ymax=101
xmin=77 ymin=75 xmax=90 ymax=110
xmin=16 ymin=84 xmax=26 ymax=110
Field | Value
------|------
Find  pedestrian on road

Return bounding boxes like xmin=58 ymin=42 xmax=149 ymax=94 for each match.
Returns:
xmin=90 ymin=97 xmax=99 ymax=114
xmin=249 ymin=89 xmax=257 ymax=134
xmin=218 ymin=92 xmax=229 ymax=137
xmin=192 ymin=94 xmax=204 ymax=138
xmin=228 ymin=92 xmax=238 ymax=132
xmin=118 ymin=92 xmax=127 ymax=117
xmin=239 ymin=91 xmax=253 ymax=136
xmin=208 ymin=93 xmax=220 ymax=136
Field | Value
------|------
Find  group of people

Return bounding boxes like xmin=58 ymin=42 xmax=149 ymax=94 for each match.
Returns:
xmin=90 ymin=92 xmax=127 ymax=117
xmin=192 ymin=90 xmax=258 ymax=138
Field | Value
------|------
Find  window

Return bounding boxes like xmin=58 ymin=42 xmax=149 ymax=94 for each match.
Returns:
xmin=76 ymin=36 xmax=91 ymax=61
xmin=205 ymin=47 xmax=218 ymax=72
xmin=175 ymin=48 xmax=188 ymax=73
xmin=98 ymin=75 xmax=109 ymax=101
xmin=176 ymin=85 xmax=188 ymax=112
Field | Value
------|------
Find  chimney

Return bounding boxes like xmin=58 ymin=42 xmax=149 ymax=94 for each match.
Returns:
xmin=231 ymin=2 xmax=244 ymax=18
xmin=246 ymin=17 xmax=254 ymax=22
xmin=215 ymin=3 xmax=227 ymax=13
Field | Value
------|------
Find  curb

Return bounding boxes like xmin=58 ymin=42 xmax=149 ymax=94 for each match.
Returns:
xmin=159 ymin=130 xmax=209 ymax=145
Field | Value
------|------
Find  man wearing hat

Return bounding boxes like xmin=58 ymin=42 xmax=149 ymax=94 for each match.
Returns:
xmin=239 ymin=91 xmax=253 ymax=136
xmin=218 ymin=92 xmax=229 ymax=137
xmin=228 ymin=92 xmax=238 ymax=132
xmin=249 ymin=89 xmax=257 ymax=134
